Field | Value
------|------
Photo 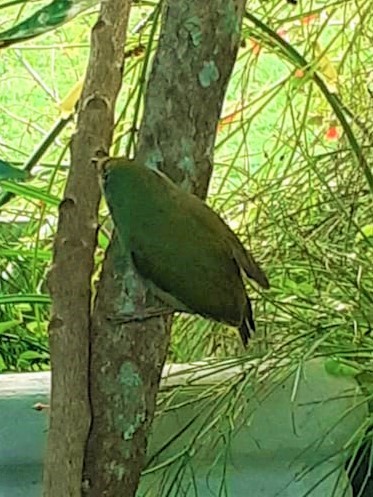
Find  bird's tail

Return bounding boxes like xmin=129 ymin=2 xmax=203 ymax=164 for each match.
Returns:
xmin=238 ymin=297 xmax=256 ymax=347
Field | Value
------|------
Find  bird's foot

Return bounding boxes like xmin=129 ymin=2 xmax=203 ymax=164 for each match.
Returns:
xmin=108 ymin=306 xmax=174 ymax=324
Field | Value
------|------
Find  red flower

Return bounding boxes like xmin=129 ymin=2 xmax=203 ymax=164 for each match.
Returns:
xmin=277 ymin=28 xmax=290 ymax=43
xmin=294 ymin=69 xmax=305 ymax=78
xmin=301 ymin=14 xmax=318 ymax=25
xmin=325 ymin=126 xmax=340 ymax=141
xmin=249 ymin=39 xmax=261 ymax=56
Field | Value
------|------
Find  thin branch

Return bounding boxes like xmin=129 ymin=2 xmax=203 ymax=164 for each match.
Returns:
xmin=43 ymin=1 xmax=132 ymax=496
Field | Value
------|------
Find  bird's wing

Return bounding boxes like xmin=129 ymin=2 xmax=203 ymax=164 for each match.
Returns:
xmin=182 ymin=193 xmax=270 ymax=289
xmin=232 ymin=245 xmax=270 ymax=289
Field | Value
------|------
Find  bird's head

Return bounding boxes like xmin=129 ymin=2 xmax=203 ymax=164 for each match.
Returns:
xmin=96 ymin=157 xmax=137 ymax=205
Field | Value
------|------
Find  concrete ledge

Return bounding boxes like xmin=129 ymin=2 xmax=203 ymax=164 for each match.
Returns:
xmin=0 ymin=359 xmax=368 ymax=497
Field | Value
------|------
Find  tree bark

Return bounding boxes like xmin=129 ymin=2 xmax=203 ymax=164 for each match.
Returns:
xmin=82 ymin=1 xmax=247 ymax=496
xmin=137 ymin=0 xmax=246 ymax=198
xmin=43 ymin=1 xmax=131 ymax=497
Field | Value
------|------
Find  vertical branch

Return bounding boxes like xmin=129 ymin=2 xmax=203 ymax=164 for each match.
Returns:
xmin=137 ymin=0 xmax=247 ymax=199
xmin=83 ymin=1 xmax=246 ymax=497
xmin=44 ymin=1 xmax=132 ymax=497
xmin=83 ymin=244 xmax=172 ymax=496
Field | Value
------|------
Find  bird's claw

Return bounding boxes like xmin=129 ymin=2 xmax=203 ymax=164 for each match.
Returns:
xmin=108 ymin=306 xmax=174 ymax=324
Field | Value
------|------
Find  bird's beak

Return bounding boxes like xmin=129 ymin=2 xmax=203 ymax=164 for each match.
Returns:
xmin=92 ymin=155 xmax=111 ymax=184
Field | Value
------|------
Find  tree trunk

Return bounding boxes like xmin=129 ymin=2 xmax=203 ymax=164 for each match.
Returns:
xmin=43 ymin=1 xmax=131 ymax=496
xmin=137 ymin=0 xmax=246 ymax=198
xmin=82 ymin=1 xmax=247 ymax=497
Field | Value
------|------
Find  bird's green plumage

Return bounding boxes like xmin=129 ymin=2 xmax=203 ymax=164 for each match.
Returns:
xmin=103 ymin=159 xmax=269 ymax=346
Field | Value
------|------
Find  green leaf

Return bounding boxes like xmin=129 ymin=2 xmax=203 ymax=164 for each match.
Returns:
xmin=0 ymin=354 xmax=6 ymax=372
xmin=356 ymin=224 xmax=373 ymax=242
xmin=307 ymin=115 xmax=324 ymax=126
xmin=324 ymin=358 xmax=361 ymax=377
xmin=0 ymin=160 xmax=28 ymax=181
xmin=0 ymin=294 xmax=51 ymax=305
xmin=0 ymin=319 xmax=21 ymax=334
xmin=0 ymin=0 xmax=98 ymax=48
xmin=0 ymin=247 xmax=52 ymax=261
xmin=0 ymin=180 xmax=60 ymax=206
xmin=18 ymin=350 xmax=47 ymax=361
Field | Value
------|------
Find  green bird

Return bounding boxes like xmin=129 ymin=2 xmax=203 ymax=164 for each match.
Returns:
xmin=102 ymin=159 xmax=269 ymax=346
